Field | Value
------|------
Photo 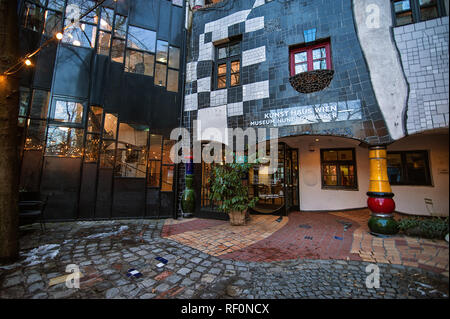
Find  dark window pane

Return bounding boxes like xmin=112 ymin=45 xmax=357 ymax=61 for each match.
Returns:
xmin=338 ymin=150 xmax=353 ymax=161
xmin=396 ymin=11 xmax=414 ymax=25
xmin=405 ymin=152 xmax=429 ymax=185
xmin=87 ymin=106 xmax=103 ymax=133
xmin=149 ymin=134 xmax=162 ymax=160
xmin=25 ymin=119 xmax=46 ymax=151
xmin=53 ymin=100 xmax=84 ymax=123
xmin=167 ymin=69 xmax=179 ymax=92
xmin=156 ymin=40 xmax=169 ymax=63
xmin=218 ymin=47 xmax=227 ymax=59
xmin=30 ymin=90 xmax=50 ymax=119
xmin=84 ymin=134 xmax=100 ymax=162
xmin=97 ymin=30 xmax=111 ymax=55
xmin=229 ymin=43 xmax=240 ymax=57
xmin=168 ymin=46 xmax=180 ymax=69
xmin=154 ymin=63 xmax=167 ymax=87
xmin=45 ymin=126 xmax=84 ymax=157
xmin=323 ymin=150 xmax=337 ymax=161
xmin=148 ymin=161 xmax=161 ymax=187
xmin=163 ymin=140 xmax=175 ymax=165
xmin=99 ymin=139 xmax=115 ymax=168
xmin=22 ymin=3 xmax=44 ymax=32
xmin=419 ymin=0 xmax=439 ymax=20
xmin=19 ymin=87 xmax=31 ymax=118
xmin=127 ymin=26 xmax=156 ymax=52
xmin=387 ymin=153 xmax=403 ymax=184
xmin=43 ymin=9 xmax=62 ymax=36
xmin=111 ymin=38 xmax=125 ymax=63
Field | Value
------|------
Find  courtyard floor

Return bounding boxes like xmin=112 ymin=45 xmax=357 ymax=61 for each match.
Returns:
xmin=0 ymin=210 xmax=448 ymax=299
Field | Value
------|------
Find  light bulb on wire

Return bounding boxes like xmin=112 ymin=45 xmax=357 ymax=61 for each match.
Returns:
xmin=24 ymin=59 xmax=32 ymax=66
xmin=56 ymin=32 xmax=63 ymax=40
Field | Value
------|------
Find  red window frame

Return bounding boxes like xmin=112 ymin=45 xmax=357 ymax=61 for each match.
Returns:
xmin=290 ymin=41 xmax=332 ymax=76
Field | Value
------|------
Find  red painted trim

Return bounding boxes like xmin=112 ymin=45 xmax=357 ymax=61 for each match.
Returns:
xmin=289 ymin=41 xmax=332 ymax=76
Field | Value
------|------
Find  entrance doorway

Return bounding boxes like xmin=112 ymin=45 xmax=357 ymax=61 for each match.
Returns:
xmin=249 ymin=142 xmax=299 ymax=216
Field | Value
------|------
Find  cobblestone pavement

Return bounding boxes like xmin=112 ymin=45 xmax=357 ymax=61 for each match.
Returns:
xmin=0 ymin=217 xmax=448 ymax=299
xmin=163 ymin=210 xmax=449 ymax=277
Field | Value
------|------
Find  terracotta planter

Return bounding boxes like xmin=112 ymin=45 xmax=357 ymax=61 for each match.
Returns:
xmin=228 ymin=210 xmax=249 ymax=226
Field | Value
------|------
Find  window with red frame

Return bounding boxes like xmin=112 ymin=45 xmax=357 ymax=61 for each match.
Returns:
xmin=290 ymin=42 xmax=332 ymax=76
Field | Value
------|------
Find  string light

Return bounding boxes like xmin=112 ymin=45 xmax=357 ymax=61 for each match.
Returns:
xmin=1 ymin=0 xmax=107 ymax=76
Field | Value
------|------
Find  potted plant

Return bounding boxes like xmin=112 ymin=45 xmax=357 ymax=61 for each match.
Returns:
xmin=209 ymin=162 xmax=258 ymax=226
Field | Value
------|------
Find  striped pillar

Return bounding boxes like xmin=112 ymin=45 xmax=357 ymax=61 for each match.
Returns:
xmin=367 ymin=146 xmax=398 ymax=235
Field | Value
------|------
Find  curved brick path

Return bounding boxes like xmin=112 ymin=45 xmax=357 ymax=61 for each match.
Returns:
xmin=162 ymin=210 xmax=449 ymax=277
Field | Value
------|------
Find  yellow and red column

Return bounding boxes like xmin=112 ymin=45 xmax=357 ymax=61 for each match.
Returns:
xmin=367 ymin=146 xmax=398 ymax=235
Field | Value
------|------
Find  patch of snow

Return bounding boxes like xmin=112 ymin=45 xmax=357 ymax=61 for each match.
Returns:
xmin=85 ymin=225 xmax=129 ymax=239
xmin=21 ymin=244 xmax=61 ymax=266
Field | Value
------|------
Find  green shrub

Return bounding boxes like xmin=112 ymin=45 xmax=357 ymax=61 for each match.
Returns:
xmin=398 ymin=216 xmax=449 ymax=239
xmin=209 ymin=162 xmax=259 ymax=214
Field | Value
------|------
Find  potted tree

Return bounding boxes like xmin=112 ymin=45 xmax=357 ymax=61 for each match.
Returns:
xmin=209 ymin=162 xmax=258 ymax=226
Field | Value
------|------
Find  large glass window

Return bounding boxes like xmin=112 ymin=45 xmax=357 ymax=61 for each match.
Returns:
xmin=320 ymin=149 xmax=357 ymax=189
xmin=392 ymin=0 xmax=446 ymax=26
xmin=127 ymin=26 xmax=156 ymax=52
xmin=22 ymin=2 xmax=45 ymax=32
xmin=43 ymin=9 xmax=63 ymax=36
xmin=387 ymin=151 xmax=432 ymax=185
xmin=215 ymin=42 xmax=241 ymax=89
xmin=29 ymin=90 xmax=51 ymax=119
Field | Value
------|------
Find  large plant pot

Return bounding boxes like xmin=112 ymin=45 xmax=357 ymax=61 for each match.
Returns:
xmin=228 ymin=210 xmax=248 ymax=226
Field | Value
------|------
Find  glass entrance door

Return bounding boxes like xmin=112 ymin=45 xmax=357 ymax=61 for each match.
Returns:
xmin=249 ymin=142 xmax=299 ymax=216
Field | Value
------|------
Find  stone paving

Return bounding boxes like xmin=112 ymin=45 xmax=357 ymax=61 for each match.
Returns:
xmin=163 ymin=210 xmax=449 ymax=277
xmin=0 ymin=213 xmax=448 ymax=299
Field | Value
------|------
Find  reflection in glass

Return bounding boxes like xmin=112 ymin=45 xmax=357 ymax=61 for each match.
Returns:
xmin=63 ymin=22 xmax=97 ymax=48
xmin=156 ymin=40 xmax=169 ymax=64
xmin=295 ymin=63 xmax=307 ymax=74
xmin=43 ymin=10 xmax=62 ymax=36
xmin=53 ymin=100 xmax=84 ymax=123
xmin=47 ymin=0 xmax=66 ymax=11
xmin=161 ymin=166 xmax=174 ymax=192
xmin=295 ymin=52 xmax=307 ymax=63
xmin=25 ymin=120 xmax=46 ymax=151
xmin=419 ymin=0 xmax=439 ymax=20
xmin=168 ymin=46 xmax=180 ymax=69
xmin=19 ymin=87 xmax=31 ymax=118
xmin=162 ymin=140 xmax=175 ymax=165
xmin=406 ymin=152 xmax=428 ymax=184
xmin=100 ymin=7 xmax=114 ymax=31
xmin=87 ymin=106 xmax=103 ymax=133
xmin=387 ymin=153 xmax=403 ymax=184
xmin=230 ymin=61 xmax=240 ymax=86
xmin=167 ymin=69 xmax=179 ymax=92
xmin=127 ymin=26 xmax=156 ymax=52
xmin=115 ymin=123 xmax=148 ymax=177
xmin=114 ymin=14 xmax=128 ymax=38
xmin=154 ymin=63 xmax=167 ymax=87
xmin=30 ymin=90 xmax=50 ymax=119
xmin=66 ymin=0 xmax=99 ymax=24
xmin=45 ymin=126 xmax=84 ymax=157
xmin=97 ymin=31 xmax=111 ymax=55
xmin=103 ymin=113 xmax=118 ymax=139
xmin=84 ymin=134 xmax=100 ymax=162
xmin=99 ymin=139 xmax=115 ymax=168
xmin=147 ymin=161 xmax=161 ymax=187
xmin=22 ymin=3 xmax=45 ymax=32
xmin=111 ymin=38 xmax=125 ymax=63
xmin=217 ymin=63 xmax=227 ymax=89
xmin=125 ymin=50 xmax=154 ymax=76
xmin=149 ymin=135 xmax=162 ymax=160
